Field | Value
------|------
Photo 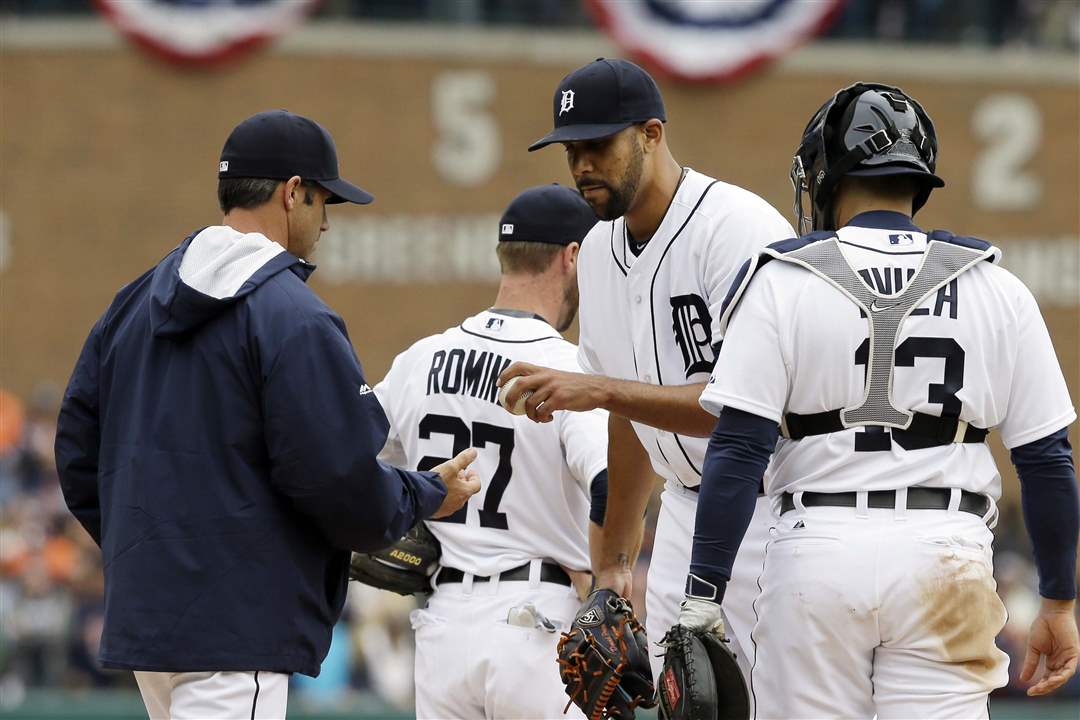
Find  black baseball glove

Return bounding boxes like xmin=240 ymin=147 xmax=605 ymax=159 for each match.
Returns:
xmin=556 ymin=589 xmax=657 ymax=719
xmin=657 ymin=622 xmax=749 ymax=720
xmin=348 ymin=522 xmax=441 ymax=596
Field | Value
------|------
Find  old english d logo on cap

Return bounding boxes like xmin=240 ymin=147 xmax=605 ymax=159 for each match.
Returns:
xmin=559 ymin=89 xmax=575 ymax=116
xmin=528 ymin=58 xmax=666 ymax=151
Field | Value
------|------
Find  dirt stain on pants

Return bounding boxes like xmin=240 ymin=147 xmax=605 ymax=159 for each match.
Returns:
xmin=919 ymin=551 xmax=1008 ymax=676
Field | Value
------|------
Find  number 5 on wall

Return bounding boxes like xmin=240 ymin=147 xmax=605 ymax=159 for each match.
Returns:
xmin=431 ymin=70 xmax=500 ymax=187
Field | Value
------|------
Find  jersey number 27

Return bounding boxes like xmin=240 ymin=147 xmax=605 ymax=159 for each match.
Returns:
xmin=417 ymin=413 xmax=515 ymax=529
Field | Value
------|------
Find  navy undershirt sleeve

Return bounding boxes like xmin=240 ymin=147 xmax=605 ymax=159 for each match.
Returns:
xmin=589 ymin=469 xmax=608 ymax=526
xmin=687 ymin=407 xmax=779 ymax=603
xmin=1011 ymin=427 xmax=1079 ymax=600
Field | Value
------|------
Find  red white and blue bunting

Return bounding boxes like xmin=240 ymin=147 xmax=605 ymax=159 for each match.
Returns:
xmin=587 ymin=0 xmax=846 ymax=83
xmin=94 ymin=0 xmax=320 ymax=67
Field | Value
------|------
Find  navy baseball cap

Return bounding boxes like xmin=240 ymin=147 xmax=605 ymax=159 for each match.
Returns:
xmin=218 ymin=110 xmax=373 ymax=205
xmin=528 ymin=58 xmax=666 ymax=152
xmin=498 ymin=184 xmax=597 ymax=246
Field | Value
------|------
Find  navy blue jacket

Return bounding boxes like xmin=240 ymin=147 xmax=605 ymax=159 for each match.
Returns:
xmin=55 ymin=228 xmax=447 ymax=677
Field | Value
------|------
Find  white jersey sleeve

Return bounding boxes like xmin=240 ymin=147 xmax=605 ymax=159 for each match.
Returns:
xmin=998 ymin=276 xmax=1077 ymax=448
xmin=700 ymin=263 xmax=794 ymax=424
xmin=703 ymin=199 xmax=795 ymax=345
xmin=575 ymin=222 xmax=612 ymax=377
xmin=559 ymin=409 xmax=608 ymax=491
xmin=544 ymin=342 xmax=608 ymax=490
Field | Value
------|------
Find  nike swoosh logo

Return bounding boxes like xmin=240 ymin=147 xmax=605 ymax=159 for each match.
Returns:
xmin=869 ymin=299 xmax=900 ymax=312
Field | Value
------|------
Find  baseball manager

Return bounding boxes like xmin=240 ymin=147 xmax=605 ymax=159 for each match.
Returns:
xmin=54 ymin=110 xmax=480 ymax=719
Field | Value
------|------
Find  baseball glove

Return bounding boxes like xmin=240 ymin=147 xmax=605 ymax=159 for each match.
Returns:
xmin=348 ymin=522 xmax=440 ymax=596
xmin=657 ymin=624 xmax=749 ymax=720
xmin=556 ymin=589 xmax=657 ymax=719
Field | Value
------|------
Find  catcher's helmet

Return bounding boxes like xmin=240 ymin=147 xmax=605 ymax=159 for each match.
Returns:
xmin=791 ymin=82 xmax=944 ymax=233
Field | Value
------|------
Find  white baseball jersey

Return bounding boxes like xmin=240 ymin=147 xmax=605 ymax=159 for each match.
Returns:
xmin=375 ymin=309 xmax=607 ymax=576
xmin=701 ymin=215 xmax=1077 ymax=500
xmin=576 ymin=167 xmax=795 ymax=489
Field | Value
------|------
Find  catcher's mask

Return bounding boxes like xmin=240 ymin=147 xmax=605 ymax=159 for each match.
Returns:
xmin=791 ymin=82 xmax=944 ymax=234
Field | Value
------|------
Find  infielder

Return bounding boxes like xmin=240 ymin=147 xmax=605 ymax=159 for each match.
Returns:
xmin=373 ymin=185 xmax=607 ymax=719
xmin=502 ymin=58 xmax=794 ymax=683
xmin=677 ymin=83 xmax=1079 ymax=718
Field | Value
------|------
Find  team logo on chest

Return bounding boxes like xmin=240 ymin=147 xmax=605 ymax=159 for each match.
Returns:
xmin=670 ymin=294 xmax=714 ymax=378
xmin=559 ymin=89 xmax=575 ymax=116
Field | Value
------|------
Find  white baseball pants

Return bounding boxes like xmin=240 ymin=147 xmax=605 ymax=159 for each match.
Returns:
xmin=135 ymin=669 xmax=288 ymax=719
xmin=750 ymin=500 xmax=1008 ymax=720
xmin=644 ymin=486 xmax=772 ymax=683
xmin=412 ymin=567 xmax=586 ymax=720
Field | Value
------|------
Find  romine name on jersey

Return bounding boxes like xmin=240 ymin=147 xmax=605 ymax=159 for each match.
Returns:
xmin=425 ymin=348 xmax=512 ymax=405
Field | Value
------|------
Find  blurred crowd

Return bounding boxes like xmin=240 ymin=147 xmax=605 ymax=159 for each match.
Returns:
xmin=0 ymin=384 xmax=424 ymax=712
xmin=1 ymin=382 xmax=1077 ymax=711
xmin=1 ymin=0 xmax=1078 ymax=50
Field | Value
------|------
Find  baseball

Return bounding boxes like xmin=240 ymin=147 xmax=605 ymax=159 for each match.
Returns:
xmin=498 ymin=375 xmax=532 ymax=416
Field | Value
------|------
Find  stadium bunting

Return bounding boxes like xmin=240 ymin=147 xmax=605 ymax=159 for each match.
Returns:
xmin=94 ymin=0 xmax=319 ymax=67
xmin=587 ymin=0 xmax=846 ymax=83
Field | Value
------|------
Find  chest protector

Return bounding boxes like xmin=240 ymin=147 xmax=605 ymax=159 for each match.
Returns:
xmin=718 ymin=230 xmax=1001 ymax=445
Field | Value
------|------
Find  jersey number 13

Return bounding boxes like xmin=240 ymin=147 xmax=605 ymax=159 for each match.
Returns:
xmin=853 ymin=336 xmax=965 ymax=452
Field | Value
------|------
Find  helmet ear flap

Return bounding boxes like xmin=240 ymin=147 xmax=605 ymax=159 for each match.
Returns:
xmin=810 ymin=168 xmax=836 ymax=233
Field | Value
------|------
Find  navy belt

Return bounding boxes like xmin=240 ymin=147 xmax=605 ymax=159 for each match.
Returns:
xmin=781 ymin=488 xmax=989 ymax=517
xmin=436 ymin=562 xmax=571 ymax=587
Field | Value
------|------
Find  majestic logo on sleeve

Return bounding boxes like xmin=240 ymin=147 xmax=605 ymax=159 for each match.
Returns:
xmin=559 ymin=90 xmax=575 ymax=116
xmin=670 ymin=294 xmax=715 ymax=378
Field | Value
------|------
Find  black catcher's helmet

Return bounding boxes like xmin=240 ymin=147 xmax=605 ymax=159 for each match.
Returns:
xmin=791 ymin=82 xmax=944 ymax=233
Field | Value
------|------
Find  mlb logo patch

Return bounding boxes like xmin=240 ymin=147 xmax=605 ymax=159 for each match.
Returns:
xmin=501 ymin=223 xmax=514 ymax=235
xmin=889 ymin=233 xmax=914 ymax=246
xmin=485 ymin=317 xmax=504 ymax=331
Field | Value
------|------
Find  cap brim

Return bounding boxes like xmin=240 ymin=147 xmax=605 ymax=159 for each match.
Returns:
xmin=318 ymin=177 xmax=375 ymax=205
xmin=847 ymin=164 xmax=945 ymax=188
xmin=527 ymin=122 xmax=635 ymax=152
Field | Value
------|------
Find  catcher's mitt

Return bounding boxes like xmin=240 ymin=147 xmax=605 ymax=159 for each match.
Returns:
xmin=348 ymin=522 xmax=440 ymax=596
xmin=657 ymin=624 xmax=749 ymax=720
xmin=556 ymin=589 xmax=657 ymax=719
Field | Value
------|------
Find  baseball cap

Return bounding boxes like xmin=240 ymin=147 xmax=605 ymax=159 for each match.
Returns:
xmin=528 ymin=58 xmax=666 ymax=152
xmin=218 ymin=110 xmax=373 ymax=205
xmin=498 ymin=184 xmax=597 ymax=246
